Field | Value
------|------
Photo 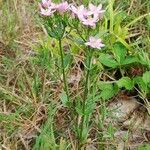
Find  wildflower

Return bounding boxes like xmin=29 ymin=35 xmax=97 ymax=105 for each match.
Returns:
xmin=81 ymin=17 xmax=98 ymax=27
xmin=88 ymin=3 xmax=105 ymax=17
xmin=41 ymin=0 xmax=51 ymax=8
xmin=70 ymin=3 xmax=105 ymax=27
xmin=70 ymin=5 xmax=87 ymax=18
xmin=39 ymin=0 xmax=56 ymax=16
xmin=85 ymin=36 xmax=105 ymax=49
xmin=40 ymin=0 xmax=56 ymax=8
xmin=70 ymin=5 xmax=97 ymax=27
xmin=55 ymin=2 xmax=69 ymax=13
xmin=39 ymin=3 xmax=55 ymax=16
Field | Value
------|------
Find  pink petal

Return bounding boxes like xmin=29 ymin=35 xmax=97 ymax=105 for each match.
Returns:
xmin=97 ymin=4 xmax=102 ymax=10
xmin=89 ymin=36 xmax=96 ymax=42
xmin=56 ymin=2 xmax=69 ymax=13
xmin=85 ymin=37 xmax=105 ymax=49
xmin=89 ymin=3 xmax=96 ymax=11
xmin=70 ymin=5 xmax=77 ymax=14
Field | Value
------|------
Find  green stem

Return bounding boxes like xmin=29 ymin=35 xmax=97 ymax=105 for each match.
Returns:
xmin=58 ymin=39 xmax=70 ymax=104
xmin=119 ymin=66 xmax=124 ymax=77
xmin=79 ymin=28 xmax=92 ymax=148
xmin=79 ymin=48 xmax=93 ymax=147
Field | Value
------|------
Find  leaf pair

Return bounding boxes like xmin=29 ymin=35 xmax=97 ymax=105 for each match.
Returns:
xmin=117 ymin=71 xmax=150 ymax=94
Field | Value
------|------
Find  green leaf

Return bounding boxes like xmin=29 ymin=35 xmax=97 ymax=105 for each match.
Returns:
xmin=84 ymin=95 xmax=100 ymax=116
xmin=134 ymin=76 xmax=148 ymax=93
xmin=75 ymin=98 xmax=83 ymax=116
xmin=99 ymin=82 xmax=118 ymax=100
xmin=108 ymin=123 xmax=115 ymax=139
xmin=73 ymin=38 xmax=85 ymax=45
xmin=75 ymin=107 xmax=83 ymax=116
xmin=142 ymin=71 xmax=150 ymax=84
xmin=99 ymin=53 xmax=118 ymax=68
xmin=123 ymin=56 xmax=138 ymax=65
xmin=138 ymin=51 xmax=150 ymax=67
xmin=98 ymin=82 xmax=113 ymax=90
xmin=45 ymin=25 xmax=57 ymax=39
xmin=85 ymin=100 xmax=96 ymax=116
xmin=147 ymin=15 xmax=150 ymax=31
xmin=113 ymin=42 xmax=127 ymax=64
xmin=117 ymin=77 xmax=134 ymax=90
xmin=60 ymin=91 xmax=69 ymax=107
xmin=64 ymin=54 xmax=72 ymax=69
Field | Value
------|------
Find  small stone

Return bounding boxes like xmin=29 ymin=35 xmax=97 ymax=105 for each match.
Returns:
xmin=108 ymin=98 xmax=139 ymax=123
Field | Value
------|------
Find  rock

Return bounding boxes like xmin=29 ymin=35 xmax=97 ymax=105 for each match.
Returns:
xmin=143 ymin=113 xmax=150 ymax=131
xmin=122 ymin=106 xmax=146 ymax=130
xmin=106 ymin=97 xmax=150 ymax=149
xmin=107 ymin=97 xmax=139 ymax=123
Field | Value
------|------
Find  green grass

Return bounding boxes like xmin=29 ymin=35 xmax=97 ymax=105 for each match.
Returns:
xmin=0 ymin=0 xmax=150 ymax=149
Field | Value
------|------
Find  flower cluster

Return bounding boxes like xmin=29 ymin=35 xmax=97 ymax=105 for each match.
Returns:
xmin=39 ymin=0 xmax=69 ymax=16
xmin=39 ymin=0 xmax=105 ymax=49
xmin=39 ymin=1 xmax=105 ymax=27
xmin=70 ymin=4 xmax=105 ymax=28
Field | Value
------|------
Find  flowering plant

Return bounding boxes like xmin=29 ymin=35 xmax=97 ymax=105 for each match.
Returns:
xmin=39 ymin=0 xmax=105 ymax=147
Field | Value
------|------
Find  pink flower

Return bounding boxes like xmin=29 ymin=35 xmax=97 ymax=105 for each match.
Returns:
xmin=88 ymin=3 xmax=105 ymax=15
xmin=70 ymin=5 xmax=87 ymax=18
xmin=70 ymin=4 xmax=105 ymax=27
xmin=70 ymin=5 xmax=97 ymax=27
xmin=81 ymin=17 xmax=98 ymax=28
xmin=39 ymin=0 xmax=56 ymax=16
xmin=40 ymin=0 xmax=56 ymax=8
xmin=40 ymin=8 xmax=55 ymax=16
xmin=55 ymin=2 xmax=69 ymax=13
xmin=79 ymin=12 xmax=99 ymax=27
xmin=39 ymin=0 xmax=70 ymax=16
xmin=85 ymin=36 xmax=105 ymax=49
xmin=41 ymin=0 xmax=51 ymax=8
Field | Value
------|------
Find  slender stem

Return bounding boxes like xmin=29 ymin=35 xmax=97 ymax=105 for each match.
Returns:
xmin=76 ymin=29 xmax=86 ymax=42
xmin=78 ymin=28 xmax=92 ymax=147
xmin=79 ymin=48 xmax=93 ymax=146
xmin=58 ymin=39 xmax=70 ymax=103
xmin=83 ymin=50 xmax=92 ymax=111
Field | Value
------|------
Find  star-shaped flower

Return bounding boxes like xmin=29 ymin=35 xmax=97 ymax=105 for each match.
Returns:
xmin=41 ymin=0 xmax=55 ymax=8
xmin=55 ymin=2 xmax=69 ymax=13
xmin=70 ymin=5 xmax=87 ymax=18
xmin=88 ymin=3 xmax=105 ymax=15
xmin=39 ymin=0 xmax=56 ymax=16
xmin=85 ymin=36 xmax=105 ymax=49
xmin=39 ymin=3 xmax=55 ymax=16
